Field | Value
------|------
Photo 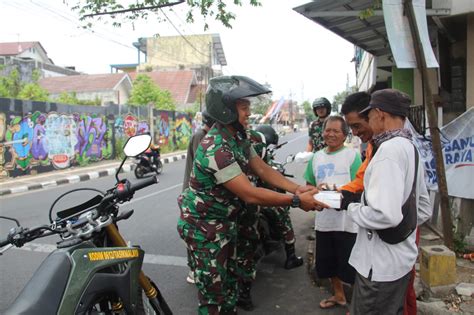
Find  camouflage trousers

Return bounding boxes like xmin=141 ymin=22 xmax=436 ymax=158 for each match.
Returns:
xmin=177 ymin=218 xmax=238 ymax=315
xmin=260 ymin=206 xmax=296 ymax=245
xmin=235 ymin=206 xmax=260 ymax=282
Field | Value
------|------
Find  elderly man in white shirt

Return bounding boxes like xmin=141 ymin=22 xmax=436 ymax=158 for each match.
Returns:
xmin=346 ymin=89 xmax=431 ymax=315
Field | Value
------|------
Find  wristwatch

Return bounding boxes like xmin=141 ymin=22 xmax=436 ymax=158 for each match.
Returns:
xmin=291 ymin=194 xmax=300 ymax=208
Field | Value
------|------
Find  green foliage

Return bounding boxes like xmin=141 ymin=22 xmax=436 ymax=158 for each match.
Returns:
xmin=453 ymin=231 xmax=467 ymax=254
xmin=0 ymin=68 xmax=22 ymax=98
xmin=55 ymin=92 xmax=102 ymax=106
xmin=129 ymin=74 xmax=176 ymax=110
xmin=114 ymin=136 xmax=126 ymax=160
xmin=302 ymin=100 xmax=316 ymax=122
xmin=359 ymin=0 xmax=382 ymax=20
xmin=70 ymin=0 xmax=261 ymax=30
xmin=17 ymin=83 xmax=50 ymax=101
xmin=0 ymin=67 xmax=50 ymax=101
xmin=332 ymin=86 xmax=358 ymax=113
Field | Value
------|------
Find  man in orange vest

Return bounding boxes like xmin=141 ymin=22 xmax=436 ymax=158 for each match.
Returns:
xmin=339 ymin=91 xmax=419 ymax=315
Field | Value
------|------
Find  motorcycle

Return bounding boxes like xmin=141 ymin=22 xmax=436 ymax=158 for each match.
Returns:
xmin=254 ymin=140 xmax=296 ymax=261
xmin=0 ymin=134 xmax=172 ymax=315
xmin=134 ymin=145 xmax=163 ymax=179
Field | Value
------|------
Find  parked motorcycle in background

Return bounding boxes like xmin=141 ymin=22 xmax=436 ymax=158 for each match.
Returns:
xmin=252 ymin=125 xmax=297 ymax=263
xmin=134 ymin=143 xmax=163 ymax=179
xmin=0 ymin=134 xmax=172 ymax=315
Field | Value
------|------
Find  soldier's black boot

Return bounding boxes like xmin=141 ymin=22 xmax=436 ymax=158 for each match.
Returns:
xmin=236 ymin=281 xmax=254 ymax=311
xmin=284 ymin=243 xmax=304 ymax=269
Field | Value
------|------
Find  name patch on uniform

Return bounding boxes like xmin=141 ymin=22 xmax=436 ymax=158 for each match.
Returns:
xmin=88 ymin=249 xmax=139 ymax=261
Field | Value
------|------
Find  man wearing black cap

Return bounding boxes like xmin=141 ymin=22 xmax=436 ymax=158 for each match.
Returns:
xmin=345 ymin=89 xmax=431 ymax=314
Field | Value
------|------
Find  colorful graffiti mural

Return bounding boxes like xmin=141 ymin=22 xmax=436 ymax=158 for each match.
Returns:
xmin=157 ymin=112 xmax=171 ymax=145
xmin=0 ymin=100 xmax=195 ymax=178
xmin=115 ymin=113 xmax=149 ymax=139
xmin=175 ymin=113 xmax=192 ymax=148
xmin=75 ymin=114 xmax=112 ymax=165
xmin=44 ymin=113 xmax=77 ymax=169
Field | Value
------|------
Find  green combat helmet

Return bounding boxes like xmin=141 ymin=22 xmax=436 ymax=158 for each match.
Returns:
xmin=312 ymin=97 xmax=331 ymax=118
xmin=206 ymin=75 xmax=271 ymax=125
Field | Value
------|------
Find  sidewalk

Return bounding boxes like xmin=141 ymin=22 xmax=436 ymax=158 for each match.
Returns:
xmin=0 ymin=150 xmax=187 ymax=197
xmin=306 ymin=225 xmax=474 ymax=314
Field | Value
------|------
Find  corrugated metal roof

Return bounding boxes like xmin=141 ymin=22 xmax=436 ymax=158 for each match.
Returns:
xmin=294 ymin=0 xmax=390 ymax=56
xmin=293 ymin=0 xmax=450 ymax=56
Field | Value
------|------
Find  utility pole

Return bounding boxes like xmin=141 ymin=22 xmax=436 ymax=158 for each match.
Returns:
xmin=405 ymin=0 xmax=454 ymax=248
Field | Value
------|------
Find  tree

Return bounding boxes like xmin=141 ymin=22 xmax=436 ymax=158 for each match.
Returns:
xmin=0 ymin=67 xmax=22 ymax=98
xmin=0 ymin=67 xmax=50 ymax=101
xmin=70 ymin=0 xmax=261 ymax=30
xmin=129 ymin=74 xmax=176 ymax=110
xmin=331 ymin=86 xmax=358 ymax=113
xmin=18 ymin=83 xmax=49 ymax=101
xmin=301 ymin=100 xmax=315 ymax=122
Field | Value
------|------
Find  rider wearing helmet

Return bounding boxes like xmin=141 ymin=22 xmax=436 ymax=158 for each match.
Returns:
xmin=253 ymin=124 xmax=304 ymax=270
xmin=307 ymin=97 xmax=331 ymax=152
xmin=177 ymin=75 xmax=327 ymax=314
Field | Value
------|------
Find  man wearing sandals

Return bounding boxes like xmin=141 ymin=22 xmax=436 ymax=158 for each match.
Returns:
xmin=304 ymin=116 xmax=362 ymax=310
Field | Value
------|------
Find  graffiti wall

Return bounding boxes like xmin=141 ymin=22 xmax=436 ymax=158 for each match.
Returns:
xmin=0 ymin=98 xmax=193 ymax=179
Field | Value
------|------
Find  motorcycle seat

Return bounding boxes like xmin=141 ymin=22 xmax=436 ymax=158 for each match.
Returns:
xmin=5 ymin=251 xmax=72 ymax=315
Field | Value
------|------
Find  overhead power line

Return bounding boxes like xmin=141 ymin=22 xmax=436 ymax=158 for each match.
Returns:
xmin=159 ymin=8 xmax=210 ymax=58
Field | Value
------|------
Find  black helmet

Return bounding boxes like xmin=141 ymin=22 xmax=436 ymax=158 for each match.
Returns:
xmin=205 ymin=75 xmax=271 ymax=125
xmin=202 ymin=110 xmax=215 ymax=128
xmin=255 ymin=124 xmax=278 ymax=145
xmin=312 ymin=97 xmax=331 ymax=117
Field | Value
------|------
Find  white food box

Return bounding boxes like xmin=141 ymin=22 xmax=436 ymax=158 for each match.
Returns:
xmin=313 ymin=191 xmax=342 ymax=209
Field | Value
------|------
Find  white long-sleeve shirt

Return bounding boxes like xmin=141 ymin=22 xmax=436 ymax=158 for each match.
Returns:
xmin=347 ymin=137 xmax=431 ymax=282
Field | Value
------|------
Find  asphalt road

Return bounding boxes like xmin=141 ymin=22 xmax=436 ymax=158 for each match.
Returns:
xmin=0 ymin=131 xmax=346 ymax=314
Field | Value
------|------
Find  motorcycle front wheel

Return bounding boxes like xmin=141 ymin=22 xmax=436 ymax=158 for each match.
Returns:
xmin=136 ymin=281 xmax=172 ymax=315
xmin=154 ymin=161 xmax=163 ymax=175
xmin=84 ymin=287 xmax=169 ymax=315
xmin=134 ymin=165 xmax=145 ymax=179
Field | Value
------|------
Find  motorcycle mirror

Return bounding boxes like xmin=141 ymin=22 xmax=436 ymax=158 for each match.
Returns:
xmin=123 ymin=134 xmax=152 ymax=157
xmin=115 ymin=134 xmax=152 ymax=182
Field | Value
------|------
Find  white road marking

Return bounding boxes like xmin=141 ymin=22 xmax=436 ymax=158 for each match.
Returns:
xmin=15 ymin=242 xmax=188 ymax=267
xmin=128 ymin=183 xmax=182 ymax=204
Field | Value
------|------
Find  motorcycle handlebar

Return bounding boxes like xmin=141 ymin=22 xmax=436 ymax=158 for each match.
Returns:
xmin=0 ymin=237 xmax=10 ymax=247
xmin=130 ymin=175 xmax=159 ymax=194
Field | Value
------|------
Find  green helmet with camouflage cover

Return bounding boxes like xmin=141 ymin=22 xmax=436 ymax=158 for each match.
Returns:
xmin=312 ymin=97 xmax=331 ymax=118
xmin=205 ymin=75 xmax=271 ymax=125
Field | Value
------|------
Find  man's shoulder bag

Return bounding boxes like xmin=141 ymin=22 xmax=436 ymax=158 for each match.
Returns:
xmin=364 ymin=147 xmax=419 ymax=245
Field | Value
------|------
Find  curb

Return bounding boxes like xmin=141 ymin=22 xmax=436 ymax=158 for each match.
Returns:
xmin=0 ymin=153 xmax=187 ymax=197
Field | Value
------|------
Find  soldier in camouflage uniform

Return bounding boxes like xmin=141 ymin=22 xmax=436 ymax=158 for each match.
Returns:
xmin=307 ymin=97 xmax=331 ymax=152
xmin=253 ymin=125 xmax=304 ymax=270
xmin=233 ymin=129 xmax=265 ymax=311
xmin=177 ymin=75 xmax=327 ymax=315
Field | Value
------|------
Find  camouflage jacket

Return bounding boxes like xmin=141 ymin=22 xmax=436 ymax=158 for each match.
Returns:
xmin=179 ymin=124 xmax=257 ymax=223
xmin=308 ymin=119 xmax=326 ymax=152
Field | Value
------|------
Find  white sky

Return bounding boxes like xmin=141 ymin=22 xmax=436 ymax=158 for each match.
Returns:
xmin=0 ymin=0 xmax=356 ymax=104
